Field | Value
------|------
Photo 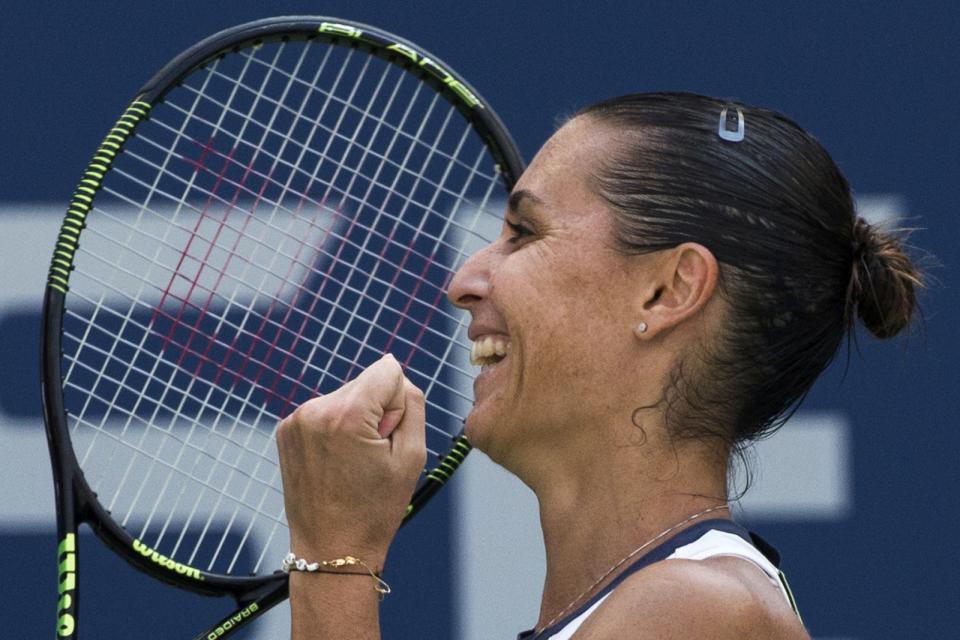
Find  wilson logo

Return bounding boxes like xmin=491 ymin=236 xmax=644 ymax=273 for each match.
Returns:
xmin=132 ymin=539 xmax=203 ymax=580
xmin=206 ymin=603 xmax=260 ymax=638
xmin=57 ymin=534 xmax=76 ymax=637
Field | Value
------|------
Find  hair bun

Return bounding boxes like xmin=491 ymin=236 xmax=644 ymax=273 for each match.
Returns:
xmin=848 ymin=217 xmax=922 ymax=338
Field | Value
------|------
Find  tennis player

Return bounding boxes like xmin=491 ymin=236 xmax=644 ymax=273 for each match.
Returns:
xmin=276 ymin=92 xmax=922 ymax=639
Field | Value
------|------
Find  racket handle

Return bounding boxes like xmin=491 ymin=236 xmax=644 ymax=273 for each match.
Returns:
xmin=403 ymin=435 xmax=472 ymax=525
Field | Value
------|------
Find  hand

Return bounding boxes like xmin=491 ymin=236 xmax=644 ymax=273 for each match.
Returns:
xmin=277 ymin=354 xmax=427 ymax=566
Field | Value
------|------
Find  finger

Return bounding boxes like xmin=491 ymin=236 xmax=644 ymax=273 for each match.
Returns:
xmin=343 ymin=353 xmax=406 ymax=432
xmin=390 ymin=380 xmax=426 ymax=462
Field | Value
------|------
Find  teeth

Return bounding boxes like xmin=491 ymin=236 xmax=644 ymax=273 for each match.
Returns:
xmin=470 ymin=336 xmax=510 ymax=366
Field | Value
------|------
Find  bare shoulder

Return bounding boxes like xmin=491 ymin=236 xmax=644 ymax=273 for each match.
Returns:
xmin=572 ymin=557 xmax=810 ymax=639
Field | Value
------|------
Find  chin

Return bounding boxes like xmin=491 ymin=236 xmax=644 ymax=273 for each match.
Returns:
xmin=464 ymin=406 xmax=527 ymax=475
xmin=463 ymin=403 xmax=507 ymax=458
xmin=462 ymin=409 xmax=489 ymax=450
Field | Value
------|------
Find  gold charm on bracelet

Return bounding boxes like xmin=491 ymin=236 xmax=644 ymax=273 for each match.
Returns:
xmin=282 ymin=552 xmax=391 ymax=599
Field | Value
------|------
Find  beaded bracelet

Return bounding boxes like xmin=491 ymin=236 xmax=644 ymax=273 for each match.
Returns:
xmin=282 ymin=553 xmax=391 ymax=599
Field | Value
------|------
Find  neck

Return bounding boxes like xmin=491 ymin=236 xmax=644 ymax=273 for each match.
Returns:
xmin=528 ymin=436 xmax=728 ymax=632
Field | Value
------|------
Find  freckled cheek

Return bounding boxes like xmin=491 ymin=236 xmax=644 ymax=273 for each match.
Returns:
xmin=517 ymin=318 xmax=587 ymax=394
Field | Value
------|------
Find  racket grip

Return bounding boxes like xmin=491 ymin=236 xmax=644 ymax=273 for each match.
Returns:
xmin=403 ymin=435 xmax=472 ymax=524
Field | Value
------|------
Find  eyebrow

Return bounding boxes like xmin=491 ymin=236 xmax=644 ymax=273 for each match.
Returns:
xmin=507 ymin=189 xmax=544 ymax=215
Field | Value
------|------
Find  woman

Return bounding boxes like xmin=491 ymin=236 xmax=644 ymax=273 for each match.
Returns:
xmin=276 ymin=92 xmax=921 ymax=639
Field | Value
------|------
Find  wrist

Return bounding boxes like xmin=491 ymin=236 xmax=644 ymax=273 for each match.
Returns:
xmin=288 ymin=570 xmax=382 ymax=639
xmin=283 ymin=552 xmax=391 ymax=600
xmin=287 ymin=542 xmax=388 ymax=572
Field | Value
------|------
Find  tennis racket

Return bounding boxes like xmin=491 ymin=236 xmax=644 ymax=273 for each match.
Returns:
xmin=41 ymin=16 xmax=523 ymax=639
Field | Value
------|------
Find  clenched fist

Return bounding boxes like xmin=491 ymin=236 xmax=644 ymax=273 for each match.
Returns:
xmin=277 ymin=354 xmax=427 ymax=566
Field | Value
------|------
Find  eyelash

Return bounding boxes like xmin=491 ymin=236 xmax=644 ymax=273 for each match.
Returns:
xmin=505 ymin=220 xmax=533 ymax=243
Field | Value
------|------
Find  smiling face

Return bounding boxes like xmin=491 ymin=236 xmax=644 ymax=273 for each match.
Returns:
xmin=447 ymin=117 xmax=665 ymax=472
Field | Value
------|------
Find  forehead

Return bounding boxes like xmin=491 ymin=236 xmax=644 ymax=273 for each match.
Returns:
xmin=513 ymin=117 xmax=617 ymax=207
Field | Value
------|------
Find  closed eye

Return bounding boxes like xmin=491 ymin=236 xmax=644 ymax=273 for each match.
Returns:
xmin=505 ymin=220 xmax=533 ymax=243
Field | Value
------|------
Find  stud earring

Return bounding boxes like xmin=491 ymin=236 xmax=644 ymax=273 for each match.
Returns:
xmin=636 ymin=322 xmax=648 ymax=334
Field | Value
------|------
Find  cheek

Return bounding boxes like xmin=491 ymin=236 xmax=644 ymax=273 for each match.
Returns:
xmin=469 ymin=246 xmax=628 ymax=437
xmin=523 ymin=332 xmax=604 ymax=403
xmin=516 ymin=281 xmax=630 ymax=405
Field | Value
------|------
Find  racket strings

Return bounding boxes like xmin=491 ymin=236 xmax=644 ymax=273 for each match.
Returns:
xmin=72 ymin=55 xmax=236 ymax=503
xmin=69 ymin=82 xmax=480 ymax=420
xmin=207 ymin=80 xmax=503 ymax=573
xmin=139 ymin=90 xmax=499 ymax=266
xmin=103 ymin=42 xmax=322 ymax=564
xmin=67 ymin=98 xmax=480 ymax=410
xmin=99 ymin=62 xmax=495 ymax=332
xmin=94 ymin=164 xmax=485 ymax=333
xmin=69 ymin=232 xmax=477 ymax=420
xmin=82 ymin=189 xmax=477 ymax=349
xmin=61 ymin=287 xmax=457 ymax=510
xmin=67 ymin=399 xmax=287 ymax=519
xmin=63 ymin=37 xmax=503 ymax=576
xmin=65 ymin=63 xmax=254 ymax=531
xmin=66 ymin=134 xmax=472 ymax=510
xmin=163 ymin=45 xmax=339 ymax=566
xmin=198 ymin=49 xmax=501 ymax=183
xmin=192 ymin=47 xmax=499 ymax=223
xmin=170 ymin=48 xmax=480 ymax=571
xmin=90 ymin=43 xmax=345 ymax=545
xmin=150 ymin=105 xmax=501 ymax=246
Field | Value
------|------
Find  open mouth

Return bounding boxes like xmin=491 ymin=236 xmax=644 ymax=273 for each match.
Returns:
xmin=470 ymin=336 xmax=509 ymax=367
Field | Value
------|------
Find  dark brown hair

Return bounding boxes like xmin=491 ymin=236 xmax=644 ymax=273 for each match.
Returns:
xmin=578 ymin=92 xmax=922 ymax=453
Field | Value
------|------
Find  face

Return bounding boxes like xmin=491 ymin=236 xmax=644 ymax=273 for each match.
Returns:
xmin=447 ymin=117 xmax=660 ymax=470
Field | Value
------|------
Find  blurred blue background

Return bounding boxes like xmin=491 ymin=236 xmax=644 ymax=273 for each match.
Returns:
xmin=1 ymin=1 xmax=957 ymax=638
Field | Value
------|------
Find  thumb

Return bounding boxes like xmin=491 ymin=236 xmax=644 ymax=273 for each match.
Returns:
xmin=345 ymin=354 xmax=406 ymax=436
xmin=389 ymin=379 xmax=426 ymax=461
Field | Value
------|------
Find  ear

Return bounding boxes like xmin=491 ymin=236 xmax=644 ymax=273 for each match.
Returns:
xmin=636 ymin=243 xmax=719 ymax=338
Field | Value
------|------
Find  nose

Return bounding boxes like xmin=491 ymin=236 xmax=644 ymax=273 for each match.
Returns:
xmin=447 ymin=242 xmax=495 ymax=310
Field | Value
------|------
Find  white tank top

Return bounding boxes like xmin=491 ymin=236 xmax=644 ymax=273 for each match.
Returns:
xmin=516 ymin=520 xmax=799 ymax=640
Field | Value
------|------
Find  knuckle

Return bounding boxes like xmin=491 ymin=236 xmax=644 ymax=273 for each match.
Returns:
xmin=410 ymin=440 xmax=428 ymax=467
xmin=275 ymin=422 xmax=292 ymax=458
xmin=341 ymin=382 xmax=367 ymax=408
xmin=276 ymin=416 xmax=294 ymax=440
xmin=292 ymin=398 xmax=322 ymax=424
xmin=405 ymin=380 xmax=426 ymax=404
xmin=382 ymin=354 xmax=403 ymax=376
xmin=292 ymin=396 xmax=350 ymax=431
